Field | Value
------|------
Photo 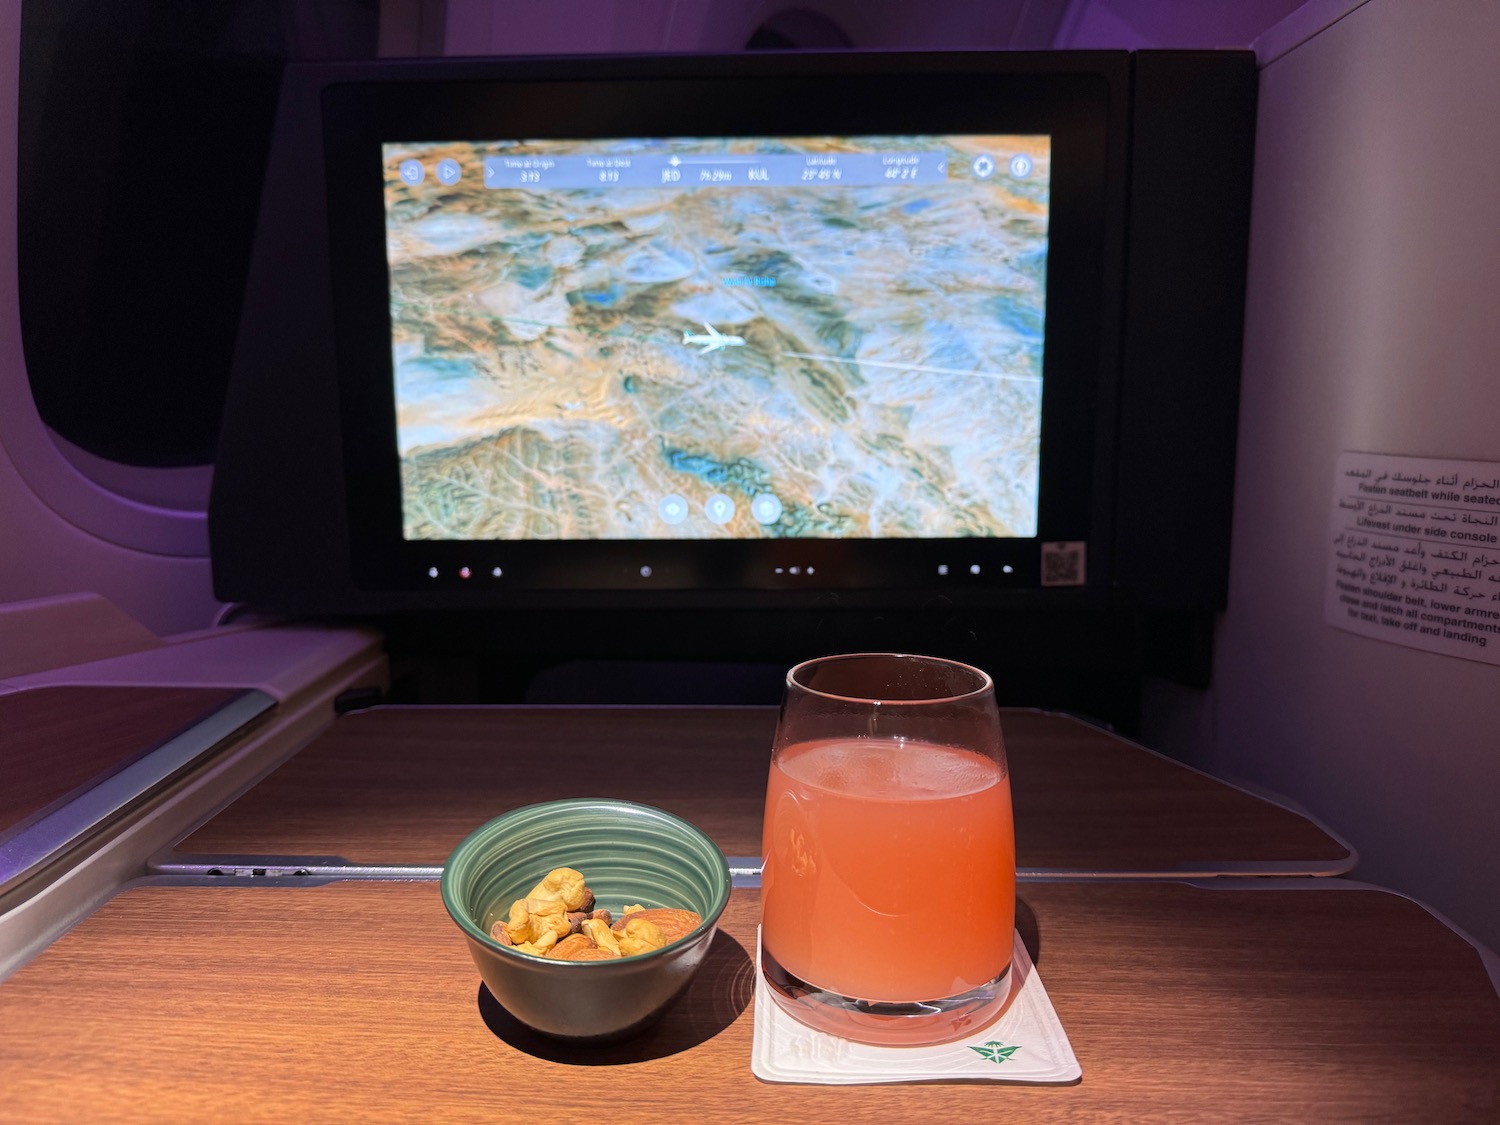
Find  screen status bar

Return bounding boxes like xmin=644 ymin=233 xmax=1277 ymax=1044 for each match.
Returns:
xmin=396 ymin=150 xmax=1037 ymax=190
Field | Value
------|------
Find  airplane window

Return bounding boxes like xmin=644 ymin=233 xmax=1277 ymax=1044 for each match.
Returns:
xmin=17 ymin=1 xmax=379 ymax=467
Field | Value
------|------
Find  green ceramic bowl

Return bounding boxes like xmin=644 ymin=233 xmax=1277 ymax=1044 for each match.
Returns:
xmin=441 ymin=798 xmax=732 ymax=1042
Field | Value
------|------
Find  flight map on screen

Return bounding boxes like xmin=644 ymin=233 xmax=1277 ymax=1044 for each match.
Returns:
xmin=382 ymin=134 xmax=1051 ymax=543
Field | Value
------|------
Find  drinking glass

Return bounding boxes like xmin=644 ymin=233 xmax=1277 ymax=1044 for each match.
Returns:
xmin=760 ymin=652 xmax=1015 ymax=1046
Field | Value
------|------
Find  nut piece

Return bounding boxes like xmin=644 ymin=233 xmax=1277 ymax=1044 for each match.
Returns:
xmin=566 ymin=908 xmax=613 ymax=933
xmin=546 ymin=934 xmax=596 ymax=960
xmin=512 ymin=931 xmax=559 ymax=957
xmin=580 ymin=918 xmax=622 ymax=956
xmin=564 ymin=945 xmax=620 ymax=961
xmin=616 ymin=917 xmax=667 ymax=957
xmin=610 ymin=908 xmax=702 ymax=944
xmin=507 ymin=896 xmax=573 ymax=946
xmin=527 ymin=868 xmax=595 ymax=912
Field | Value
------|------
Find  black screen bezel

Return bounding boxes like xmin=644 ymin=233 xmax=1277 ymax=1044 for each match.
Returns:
xmin=322 ymin=53 xmax=1126 ymax=607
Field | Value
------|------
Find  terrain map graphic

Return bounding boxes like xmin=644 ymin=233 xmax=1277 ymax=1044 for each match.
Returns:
xmin=384 ymin=135 xmax=1049 ymax=542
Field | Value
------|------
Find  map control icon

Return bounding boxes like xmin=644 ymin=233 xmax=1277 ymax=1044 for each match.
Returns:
xmin=658 ymin=494 xmax=689 ymax=525
xmin=750 ymin=494 xmax=783 ymax=524
xmin=1009 ymin=154 xmax=1034 ymax=179
xmin=705 ymin=494 xmax=736 ymax=524
xmin=436 ymin=159 xmax=462 ymax=185
xmin=399 ymin=159 xmax=425 ymax=185
xmin=971 ymin=155 xmax=996 ymax=180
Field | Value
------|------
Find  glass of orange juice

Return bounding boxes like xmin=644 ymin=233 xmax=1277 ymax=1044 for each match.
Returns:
xmin=760 ymin=652 xmax=1015 ymax=1046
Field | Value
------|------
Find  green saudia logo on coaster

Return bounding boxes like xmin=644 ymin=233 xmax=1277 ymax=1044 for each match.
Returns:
xmin=970 ymin=1041 xmax=1022 ymax=1065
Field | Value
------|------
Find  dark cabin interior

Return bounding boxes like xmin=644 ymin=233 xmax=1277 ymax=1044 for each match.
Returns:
xmin=1 ymin=1 xmax=1497 ymax=1116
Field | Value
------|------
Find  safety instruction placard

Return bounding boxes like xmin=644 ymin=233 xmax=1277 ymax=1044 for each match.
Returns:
xmin=1326 ymin=451 xmax=1500 ymax=665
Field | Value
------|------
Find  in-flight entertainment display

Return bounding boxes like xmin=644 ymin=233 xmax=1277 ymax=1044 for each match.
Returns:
xmin=310 ymin=57 xmax=1124 ymax=600
xmin=212 ymin=51 xmax=1255 ymax=619
xmin=382 ymin=134 xmax=1051 ymax=545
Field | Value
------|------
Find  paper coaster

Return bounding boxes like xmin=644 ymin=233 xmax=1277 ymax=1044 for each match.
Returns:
xmin=750 ymin=930 xmax=1081 ymax=1085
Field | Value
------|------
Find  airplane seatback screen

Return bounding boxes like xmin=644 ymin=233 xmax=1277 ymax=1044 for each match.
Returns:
xmin=381 ymin=133 xmax=1051 ymax=545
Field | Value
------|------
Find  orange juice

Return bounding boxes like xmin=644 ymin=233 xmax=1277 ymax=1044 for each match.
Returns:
xmin=761 ymin=736 xmax=1014 ymax=1003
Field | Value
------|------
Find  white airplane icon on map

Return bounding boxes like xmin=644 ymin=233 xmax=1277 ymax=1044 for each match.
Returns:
xmin=682 ymin=322 xmax=746 ymax=354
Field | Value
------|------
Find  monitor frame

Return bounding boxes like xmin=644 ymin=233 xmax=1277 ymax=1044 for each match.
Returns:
xmin=316 ymin=52 xmax=1128 ymax=611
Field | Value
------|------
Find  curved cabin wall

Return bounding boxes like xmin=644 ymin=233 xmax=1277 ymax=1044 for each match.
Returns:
xmin=0 ymin=3 xmax=221 ymax=636
xmin=1146 ymin=0 xmax=1500 ymax=958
